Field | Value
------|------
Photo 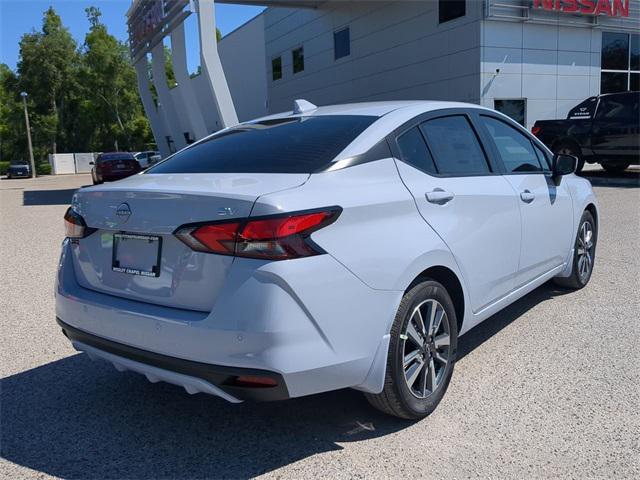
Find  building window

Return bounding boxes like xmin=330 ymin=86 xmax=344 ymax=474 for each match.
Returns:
xmin=334 ymin=27 xmax=350 ymax=60
xmin=601 ymin=32 xmax=640 ymax=93
xmin=439 ymin=0 xmax=465 ymax=24
xmin=272 ymin=56 xmax=282 ymax=81
xmin=494 ymin=99 xmax=526 ymax=127
xmin=292 ymin=47 xmax=304 ymax=74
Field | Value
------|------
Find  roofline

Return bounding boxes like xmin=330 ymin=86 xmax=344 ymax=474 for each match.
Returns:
xmin=219 ymin=9 xmax=266 ymax=41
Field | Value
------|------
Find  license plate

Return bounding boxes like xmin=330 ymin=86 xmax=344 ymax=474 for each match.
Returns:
xmin=116 ymin=163 xmax=125 ymax=169
xmin=112 ymin=233 xmax=162 ymax=277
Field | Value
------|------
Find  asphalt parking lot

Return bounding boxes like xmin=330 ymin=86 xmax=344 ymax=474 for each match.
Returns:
xmin=1 ymin=170 xmax=639 ymax=479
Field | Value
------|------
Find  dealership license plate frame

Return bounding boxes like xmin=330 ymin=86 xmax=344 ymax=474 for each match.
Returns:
xmin=112 ymin=233 xmax=162 ymax=277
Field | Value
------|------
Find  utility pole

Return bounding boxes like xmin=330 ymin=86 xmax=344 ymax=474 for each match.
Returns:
xmin=20 ymin=92 xmax=36 ymax=178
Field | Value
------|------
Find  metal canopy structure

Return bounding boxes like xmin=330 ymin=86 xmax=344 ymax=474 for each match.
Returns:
xmin=127 ymin=0 xmax=323 ymax=158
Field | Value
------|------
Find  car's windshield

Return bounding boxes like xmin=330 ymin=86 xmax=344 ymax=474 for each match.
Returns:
xmin=147 ymin=115 xmax=377 ymax=174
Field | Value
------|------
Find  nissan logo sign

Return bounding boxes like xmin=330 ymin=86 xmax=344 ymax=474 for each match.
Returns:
xmin=115 ymin=202 xmax=132 ymax=222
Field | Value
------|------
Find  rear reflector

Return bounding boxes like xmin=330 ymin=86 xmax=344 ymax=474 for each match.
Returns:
xmin=232 ymin=375 xmax=278 ymax=388
xmin=175 ymin=207 xmax=341 ymax=260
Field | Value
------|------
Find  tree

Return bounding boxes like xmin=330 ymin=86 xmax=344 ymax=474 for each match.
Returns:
xmin=0 ymin=6 xmax=154 ymax=162
xmin=17 ymin=7 xmax=81 ymax=157
xmin=80 ymin=6 xmax=153 ymax=151
xmin=0 ymin=64 xmax=23 ymax=163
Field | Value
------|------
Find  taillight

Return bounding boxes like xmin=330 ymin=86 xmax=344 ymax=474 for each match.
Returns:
xmin=64 ymin=207 xmax=94 ymax=238
xmin=175 ymin=207 xmax=341 ymax=260
xmin=531 ymin=126 xmax=541 ymax=137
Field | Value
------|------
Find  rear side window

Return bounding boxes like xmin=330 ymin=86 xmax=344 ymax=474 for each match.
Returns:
xmin=596 ymin=93 xmax=639 ymax=121
xmin=420 ymin=116 xmax=490 ymax=175
xmin=567 ymin=97 xmax=597 ymax=120
xmin=396 ymin=127 xmax=437 ymax=174
xmin=147 ymin=115 xmax=377 ymax=174
xmin=480 ymin=116 xmax=543 ymax=173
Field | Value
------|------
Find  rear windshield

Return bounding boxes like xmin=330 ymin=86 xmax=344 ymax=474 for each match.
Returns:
xmin=99 ymin=153 xmax=134 ymax=162
xmin=147 ymin=115 xmax=377 ymax=174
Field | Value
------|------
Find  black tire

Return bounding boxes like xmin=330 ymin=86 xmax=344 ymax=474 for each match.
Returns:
xmin=601 ymin=163 xmax=630 ymax=174
xmin=554 ymin=210 xmax=597 ymax=290
xmin=555 ymin=143 xmax=584 ymax=173
xmin=365 ymin=280 xmax=458 ymax=419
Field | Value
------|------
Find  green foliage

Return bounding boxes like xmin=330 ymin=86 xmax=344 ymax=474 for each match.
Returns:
xmin=36 ymin=163 xmax=52 ymax=175
xmin=164 ymin=45 xmax=177 ymax=88
xmin=0 ymin=6 xmax=154 ymax=168
xmin=0 ymin=161 xmax=9 ymax=175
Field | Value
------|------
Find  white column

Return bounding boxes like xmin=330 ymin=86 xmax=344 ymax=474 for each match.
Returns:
xmin=196 ymin=0 xmax=239 ymax=129
xmin=134 ymin=59 xmax=172 ymax=158
xmin=151 ymin=42 xmax=188 ymax=151
xmin=170 ymin=22 xmax=209 ymax=140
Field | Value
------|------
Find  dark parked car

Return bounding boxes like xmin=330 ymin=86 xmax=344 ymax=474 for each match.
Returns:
xmin=6 ymin=164 xmax=31 ymax=179
xmin=532 ymin=91 xmax=639 ymax=173
xmin=91 ymin=152 xmax=141 ymax=185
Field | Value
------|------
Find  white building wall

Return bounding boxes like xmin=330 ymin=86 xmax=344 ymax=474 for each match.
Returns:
xmin=481 ymin=0 xmax=640 ymax=129
xmin=219 ymin=13 xmax=269 ymax=122
xmin=480 ymin=21 xmax=602 ymax=129
xmin=264 ymin=1 xmax=485 ymax=114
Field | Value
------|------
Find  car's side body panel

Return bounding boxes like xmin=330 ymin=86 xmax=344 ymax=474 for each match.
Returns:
xmin=503 ymin=173 xmax=574 ymax=285
xmin=251 ymin=158 xmax=467 ymax=296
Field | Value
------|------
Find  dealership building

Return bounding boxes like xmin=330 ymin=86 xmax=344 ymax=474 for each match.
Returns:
xmin=128 ymin=0 xmax=639 ymax=157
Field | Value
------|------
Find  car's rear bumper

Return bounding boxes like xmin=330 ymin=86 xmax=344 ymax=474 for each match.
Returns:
xmin=58 ymin=317 xmax=289 ymax=402
xmin=55 ymin=239 xmax=401 ymax=400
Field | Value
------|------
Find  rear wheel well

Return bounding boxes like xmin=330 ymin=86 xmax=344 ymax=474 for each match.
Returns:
xmin=408 ymin=266 xmax=465 ymax=334
xmin=585 ymin=203 xmax=598 ymax=231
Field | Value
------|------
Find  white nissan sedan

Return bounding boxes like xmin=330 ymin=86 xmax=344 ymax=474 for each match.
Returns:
xmin=56 ymin=101 xmax=598 ymax=419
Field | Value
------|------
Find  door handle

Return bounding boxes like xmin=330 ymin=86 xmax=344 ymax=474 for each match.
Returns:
xmin=520 ymin=190 xmax=535 ymax=203
xmin=426 ymin=189 xmax=454 ymax=205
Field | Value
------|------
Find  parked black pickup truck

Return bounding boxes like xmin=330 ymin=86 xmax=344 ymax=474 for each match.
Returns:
xmin=532 ymin=91 xmax=639 ymax=173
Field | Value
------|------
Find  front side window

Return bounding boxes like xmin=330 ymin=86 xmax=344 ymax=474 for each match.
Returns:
xmin=334 ymin=27 xmax=351 ymax=60
xmin=396 ymin=127 xmax=437 ymax=174
xmin=601 ymin=32 xmax=640 ymax=93
xmin=481 ymin=116 xmax=543 ymax=174
xmin=147 ymin=115 xmax=377 ymax=174
xmin=272 ymin=56 xmax=282 ymax=81
xmin=533 ymin=144 xmax=551 ymax=170
xmin=420 ymin=116 xmax=490 ymax=175
xmin=292 ymin=47 xmax=304 ymax=74
xmin=439 ymin=0 xmax=465 ymax=24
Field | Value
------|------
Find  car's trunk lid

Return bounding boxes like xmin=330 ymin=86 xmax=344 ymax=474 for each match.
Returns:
xmin=70 ymin=173 xmax=308 ymax=311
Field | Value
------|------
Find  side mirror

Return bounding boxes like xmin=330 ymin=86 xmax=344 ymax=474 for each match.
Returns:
xmin=552 ymin=153 xmax=576 ymax=183
xmin=89 ymin=161 xmax=95 ymax=166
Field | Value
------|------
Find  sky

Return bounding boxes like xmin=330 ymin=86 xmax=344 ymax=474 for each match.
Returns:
xmin=0 ymin=0 xmax=265 ymax=73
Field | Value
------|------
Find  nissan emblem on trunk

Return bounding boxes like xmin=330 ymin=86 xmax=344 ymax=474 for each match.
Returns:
xmin=116 ymin=202 xmax=132 ymax=222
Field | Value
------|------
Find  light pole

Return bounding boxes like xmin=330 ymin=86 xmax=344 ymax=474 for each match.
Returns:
xmin=20 ymin=91 xmax=36 ymax=178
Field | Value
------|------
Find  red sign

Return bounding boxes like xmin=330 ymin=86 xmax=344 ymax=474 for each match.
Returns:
xmin=533 ymin=0 xmax=630 ymax=17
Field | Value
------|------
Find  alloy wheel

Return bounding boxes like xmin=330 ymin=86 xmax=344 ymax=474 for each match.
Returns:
xmin=400 ymin=299 xmax=451 ymax=399
xmin=577 ymin=220 xmax=595 ymax=283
